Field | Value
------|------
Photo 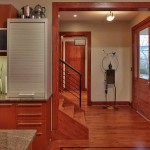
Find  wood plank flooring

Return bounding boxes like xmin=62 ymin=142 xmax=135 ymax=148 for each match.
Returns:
xmin=85 ymin=106 xmax=150 ymax=147
xmin=55 ymin=91 xmax=150 ymax=150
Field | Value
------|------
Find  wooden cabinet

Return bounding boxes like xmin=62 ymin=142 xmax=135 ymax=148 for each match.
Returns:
xmin=28 ymin=143 xmax=33 ymax=150
xmin=16 ymin=100 xmax=51 ymax=150
xmin=0 ymin=102 xmax=16 ymax=129
xmin=0 ymin=4 xmax=18 ymax=28
xmin=0 ymin=4 xmax=18 ymax=56
xmin=0 ymin=99 xmax=51 ymax=150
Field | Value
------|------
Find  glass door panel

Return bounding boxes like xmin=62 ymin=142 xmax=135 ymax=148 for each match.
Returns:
xmin=139 ymin=28 xmax=149 ymax=80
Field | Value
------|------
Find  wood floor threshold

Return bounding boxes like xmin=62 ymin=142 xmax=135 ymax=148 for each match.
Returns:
xmin=60 ymin=147 xmax=150 ymax=150
xmin=60 ymin=146 xmax=150 ymax=148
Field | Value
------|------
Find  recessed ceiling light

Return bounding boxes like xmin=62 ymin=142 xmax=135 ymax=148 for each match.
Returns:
xmin=58 ymin=14 xmax=60 ymax=18
xmin=73 ymin=14 xmax=77 ymax=18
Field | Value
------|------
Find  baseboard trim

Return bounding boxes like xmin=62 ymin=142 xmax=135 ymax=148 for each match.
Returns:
xmin=90 ymin=101 xmax=131 ymax=106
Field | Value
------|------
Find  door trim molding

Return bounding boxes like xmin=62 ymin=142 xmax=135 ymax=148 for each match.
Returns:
xmin=52 ymin=2 xmax=150 ymax=130
xmin=132 ymin=16 xmax=150 ymax=31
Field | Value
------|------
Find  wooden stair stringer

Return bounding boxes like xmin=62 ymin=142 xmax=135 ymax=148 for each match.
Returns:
xmin=57 ymin=109 xmax=89 ymax=140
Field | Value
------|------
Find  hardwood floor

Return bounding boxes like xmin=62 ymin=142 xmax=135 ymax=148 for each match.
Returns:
xmin=86 ymin=106 xmax=150 ymax=147
xmin=53 ymin=91 xmax=150 ymax=150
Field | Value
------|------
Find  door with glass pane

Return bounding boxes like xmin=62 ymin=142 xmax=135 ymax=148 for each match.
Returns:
xmin=132 ymin=22 xmax=150 ymax=119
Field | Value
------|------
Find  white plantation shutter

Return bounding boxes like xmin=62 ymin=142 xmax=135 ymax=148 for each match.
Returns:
xmin=7 ymin=20 xmax=47 ymax=98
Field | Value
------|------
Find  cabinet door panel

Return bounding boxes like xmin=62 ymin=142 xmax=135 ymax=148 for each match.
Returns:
xmin=32 ymin=134 xmax=47 ymax=150
xmin=0 ymin=103 xmax=16 ymax=129
xmin=16 ymin=120 xmax=47 ymax=150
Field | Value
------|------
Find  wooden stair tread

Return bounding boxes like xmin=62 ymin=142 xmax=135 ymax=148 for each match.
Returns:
xmin=60 ymin=93 xmax=80 ymax=108
xmin=61 ymin=105 xmax=75 ymax=118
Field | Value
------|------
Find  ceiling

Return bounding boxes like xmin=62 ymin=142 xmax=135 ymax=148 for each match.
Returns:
xmin=59 ymin=11 xmax=140 ymax=21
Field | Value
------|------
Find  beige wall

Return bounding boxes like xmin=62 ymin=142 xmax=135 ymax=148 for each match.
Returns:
xmin=0 ymin=0 xmax=149 ymax=102
xmin=60 ymin=20 xmax=132 ymax=102
xmin=0 ymin=0 xmax=149 ymax=26
xmin=131 ymin=11 xmax=150 ymax=27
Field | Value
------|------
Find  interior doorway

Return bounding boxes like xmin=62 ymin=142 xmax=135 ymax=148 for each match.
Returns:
xmin=59 ymin=32 xmax=91 ymax=93
xmin=52 ymin=2 xmax=150 ymax=130
xmin=65 ymin=41 xmax=86 ymax=90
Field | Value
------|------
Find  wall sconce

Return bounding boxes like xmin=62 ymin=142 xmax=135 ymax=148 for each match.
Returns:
xmin=107 ymin=11 xmax=115 ymax=21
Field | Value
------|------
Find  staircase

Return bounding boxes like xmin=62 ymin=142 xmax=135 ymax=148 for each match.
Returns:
xmin=53 ymin=94 xmax=89 ymax=140
xmin=50 ymin=59 xmax=89 ymax=149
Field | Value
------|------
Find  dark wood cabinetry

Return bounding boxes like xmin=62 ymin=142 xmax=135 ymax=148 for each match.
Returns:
xmin=0 ymin=4 xmax=18 ymax=28
xmin=0 ymin=102 xmax=16 ymax=129
xmin=0 ymin=4 xmax=18 ymax=56
xmin=0 ymin=99 xmax=51 ymax=150
xmin=16 ymin=101 xmax=51 ymax=150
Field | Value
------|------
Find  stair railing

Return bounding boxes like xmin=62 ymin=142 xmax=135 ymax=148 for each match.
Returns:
xmin=59 ymin=58 xmax=82 ymax=107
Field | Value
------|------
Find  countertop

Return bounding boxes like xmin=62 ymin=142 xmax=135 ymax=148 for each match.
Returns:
xmin=0 ymin=130 xmax=36 ymax=150
xmin=0 ymin=94 xmax=52 ymax=102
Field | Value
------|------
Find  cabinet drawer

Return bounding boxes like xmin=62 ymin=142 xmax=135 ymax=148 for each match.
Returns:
xmin=16 ymin=103 xmax=46 ymax=120
xmin=17 ymin=120 xmax=46 ymax=135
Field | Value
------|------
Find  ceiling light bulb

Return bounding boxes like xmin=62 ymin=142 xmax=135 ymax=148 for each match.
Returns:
xmin=107 ymin=11 xmax=115 ymax=21
xmin=73 ymin=14 xmax=77 ymax=18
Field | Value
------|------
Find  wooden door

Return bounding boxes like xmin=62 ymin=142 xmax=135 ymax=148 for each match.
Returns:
xmin=132 ymin=22 xmax=150 ymax=119
xmin=65 ymin=41 xmax=85 ymax=91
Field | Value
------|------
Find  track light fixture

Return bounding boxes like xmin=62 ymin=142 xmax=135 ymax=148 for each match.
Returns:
xmin=107 ymin=11 xmax=115 ymax=21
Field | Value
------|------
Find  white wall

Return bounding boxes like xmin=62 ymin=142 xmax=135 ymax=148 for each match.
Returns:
xmin=60 ymin=20 xmax=132 ymax=102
